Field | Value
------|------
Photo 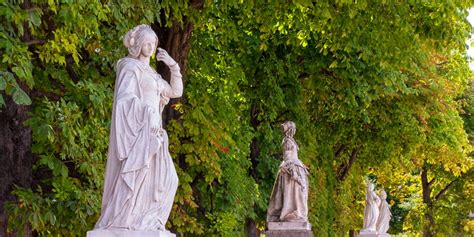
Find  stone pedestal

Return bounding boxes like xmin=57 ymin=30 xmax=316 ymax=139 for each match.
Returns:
xmin=267 ymin=222 xmax=311 ymax=230
xmin=265 ymin=230 xmax=314 ymax=237
xmin=265 ymin=222 xmax=313 ymax=237
xmin=359 ymin=230 xmax=378 ymax=237
xmin=87 ymin=229 xmax=175 ymax=237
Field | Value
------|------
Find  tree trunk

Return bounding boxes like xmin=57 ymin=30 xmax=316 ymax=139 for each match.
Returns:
xmin=153 ymin=19 xmax=193 ymax=127
xmin=245 ymin=104 xmax=262 ymax=236
xmin=421 ymin=166 xmax=434 ymax=237
xmin=245 ymin=218 xmax=260 ymax=237
xmin=153 ymin=0 xmax=204 ymax=127
xmin=0 ymin=95 xmax=34 ymax=237
xmin=422 ymin=211 xmax=435 ymax=237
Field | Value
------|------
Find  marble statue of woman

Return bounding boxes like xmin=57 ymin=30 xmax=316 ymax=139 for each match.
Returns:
xmin=266 ymin=121 xmax=310 ymax=223
xmin=376 ymin=190 xmax=391 ymax=235
xmin=361 ymin=181 xmax=381 ymax=233
xmin=89 ymin=24 xmax=182 ymax=236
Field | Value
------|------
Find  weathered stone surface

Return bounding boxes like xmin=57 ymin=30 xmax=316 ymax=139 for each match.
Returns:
xmin=267 ymin=221 xmax=311 ymax=230
xmin=91 ymin=25 xmax=183 ymax=232
xmin=265 ymin=122 xmax=313 ymax=237
xmin=87 ymin=229 xmax=175 ymax=237
xmin=376 ymin=190 xmax=391 ymax=235
xmin=266 ymin=121 xmax=310 ymax=224
xmin=362 ymin=181 xmax=380 ymax=232
xmin=359 ymin=230 xmax=379 ymax=237
xmin=265 ymin=229 xmax=313 ymax=237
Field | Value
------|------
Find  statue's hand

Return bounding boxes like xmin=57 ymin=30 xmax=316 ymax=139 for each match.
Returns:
xmin=156 ymin=48 xmax=177 ymax=67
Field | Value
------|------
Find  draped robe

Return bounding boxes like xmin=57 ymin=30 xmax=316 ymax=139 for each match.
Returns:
xmin=267 ymin=137 xmax=309 ymax=222
xmin=362 ymin=187 xmax=381 ymax=232
xmin=377 ymin=198 xmax=391 ymax=233
xmin=94 ymin=57 xmax=182 ymax=231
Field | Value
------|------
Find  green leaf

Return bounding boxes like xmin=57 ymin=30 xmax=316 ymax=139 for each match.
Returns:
xmin=12 ymin=66 xmax=26 ymax=79
xmin=0 ymin=76 xmax=6 ymax=90
xmin=0 ymin=94 xmax=4 ymax=108
xmin=12 ymin=87 xmax=32 ymax=105
xmin=28 ymin=11 xmax=42 ymax=27
xmin=61 ymin=165 xmax=68 ymax=177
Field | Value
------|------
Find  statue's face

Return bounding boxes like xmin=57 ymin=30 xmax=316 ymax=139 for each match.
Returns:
xmin=140 ymin=32 xmax=157 ymax=58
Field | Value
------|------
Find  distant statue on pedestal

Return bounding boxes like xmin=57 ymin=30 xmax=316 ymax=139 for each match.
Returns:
xmin=361 ymin=181 xmax=380 ymax=234
xmin=376 ymin=190 xmax=391 ymax=236
xmin=266 ymin=121 xmax=313 ymax=237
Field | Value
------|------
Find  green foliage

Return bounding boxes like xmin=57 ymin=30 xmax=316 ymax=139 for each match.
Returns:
xmin=165 ymin=28 xmax=259 ymax=234
xmin=6 ymin=79 xmax=112 ymax=236
xmin=2 ymin=0 xmax=473 ymax=236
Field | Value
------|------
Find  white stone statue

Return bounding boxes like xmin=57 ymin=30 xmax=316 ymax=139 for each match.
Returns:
xmin=376 ymin=190 xmax=391 ymax=235
xmin=361 ymin=181 xmax=381 ymax=233
xmin=88 ymin=24 xmax=182 ymax=237
xmin=266 ymin=121 xmax=310 ymax=224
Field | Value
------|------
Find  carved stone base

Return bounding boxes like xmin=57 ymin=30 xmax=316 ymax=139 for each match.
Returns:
xmin=359 ymin=233 xmax=378 ymax=237
xmin=267 ymin=221 xmax=312 ymax=230
xmin=266 ymin=222 xmax=313 ymax=237
xmin=87 ymin=229 xmax=176 ymax=237
xmin=358 ymin=234 xmax=390 ymax=237
xmin=265 ymin=230 xmax=314 ymax=237
xmin=359 ymin=230 xmax=391 ymax=237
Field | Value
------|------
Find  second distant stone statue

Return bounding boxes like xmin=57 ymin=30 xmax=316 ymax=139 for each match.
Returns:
xmin=360 ymin=180 xmax=381 ymax=237
xmin=360 ymin=181 xmax=392 ymax=237
xmin=376 ymin=190 xmax=391 ymax=237
xmin=266 ymin=121 xmax=313 ymax=237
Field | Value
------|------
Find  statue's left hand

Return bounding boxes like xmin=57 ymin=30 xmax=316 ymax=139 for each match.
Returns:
xmin=156 ymin=48 xmax=177 ymax=67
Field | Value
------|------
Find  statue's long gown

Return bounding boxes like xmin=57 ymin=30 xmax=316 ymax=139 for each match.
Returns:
xmin=94 ymin=57 xmax=182 ymax=230
xmin=362 ymin=188 xmax=381 ymax=231
xmin=267 ymin=137 xmax=309 ymax=222
xmin=377 ymin=199 xmax=391 ymax=233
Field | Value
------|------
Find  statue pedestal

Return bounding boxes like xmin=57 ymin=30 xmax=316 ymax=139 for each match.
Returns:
xmin=359 ymin=230 xmax=380 ymax=237
xmin=87 ymin=229 xmax=175 ymax=237
xmin=265 ymin=230 xmax=314 ymax=237
xmin=267 ymin=221 xmax=311 ymax=230
xmin=265 ymin=222 xmax=313 ymax=237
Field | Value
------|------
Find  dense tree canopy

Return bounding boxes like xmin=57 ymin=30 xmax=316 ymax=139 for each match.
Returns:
xmin=0 ymin=0 xmax=473 ymax=236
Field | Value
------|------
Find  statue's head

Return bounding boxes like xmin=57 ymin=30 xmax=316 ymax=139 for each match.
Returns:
xmin=367 ymin=182 xmax=374 ymax=191
xmin=124 ymin=24 xmax=159 ymax=59
xmin=281 ymin=121 xmax=296 ymax=138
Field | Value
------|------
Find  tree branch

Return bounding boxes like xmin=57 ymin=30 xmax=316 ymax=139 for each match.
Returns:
xmin=190 ymin=0 xmax=205 ymax=9
xmin=428 ymin=178 xmax=436 ymax=189
xmin=333 ymin=144 xmax=346 ymax=160
xmin=434 ymin=180 xmax=455 ymax=202
xmin=434 ymin=168 xmax=474 ymax=202
xmin=336 ymin=147 xmax=359 ymax=182
xmin=25 ymin=39 xmax=46 ymax=45
xmin=421 ymin=165 xmax=432 ymax=207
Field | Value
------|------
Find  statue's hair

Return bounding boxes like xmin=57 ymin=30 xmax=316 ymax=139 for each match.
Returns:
xmin=282 ymin=121 xmax=296 ymax=138
xmin=123 ymin=24 xmax=159 ymax=58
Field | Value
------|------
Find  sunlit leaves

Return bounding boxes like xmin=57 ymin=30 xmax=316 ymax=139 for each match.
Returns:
xmin=11 ymin=87 xmax=31 ymax=105
xmin=2 ymin=0 xmax=473 ymax=236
